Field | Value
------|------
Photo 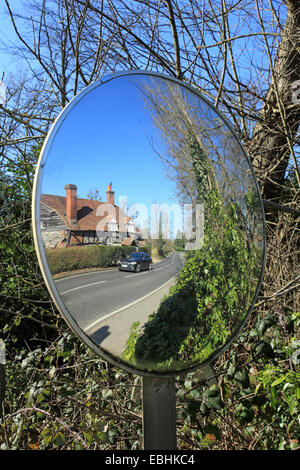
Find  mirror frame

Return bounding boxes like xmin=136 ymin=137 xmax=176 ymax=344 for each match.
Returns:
xmin=32 ymin=70 xmax=266 ymax=377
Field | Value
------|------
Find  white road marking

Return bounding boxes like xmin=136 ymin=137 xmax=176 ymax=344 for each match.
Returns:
xmin=124 ymin=270 xmax=151 ymax=278
xmin=55 ymin=269 xmax=116 ymax=282
xmin=84 ymin=274 xmax=178 ymax=334
xmin=60 ymin=280 xmax=107 ymax=295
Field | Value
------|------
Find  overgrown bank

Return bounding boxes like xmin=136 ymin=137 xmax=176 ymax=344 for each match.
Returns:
xmin=123 ymin=191 xmax=261 ymax=371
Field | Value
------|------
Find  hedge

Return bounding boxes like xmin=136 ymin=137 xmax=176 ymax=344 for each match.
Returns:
xmin=45 ymin=244 xmax=151 ymax=275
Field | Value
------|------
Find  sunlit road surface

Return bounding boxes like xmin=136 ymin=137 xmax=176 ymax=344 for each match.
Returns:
xmin=55 ymin=252 xmax=185 ymax=356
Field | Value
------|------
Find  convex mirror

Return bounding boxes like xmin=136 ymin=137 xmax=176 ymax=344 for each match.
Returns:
xmin=33 ymin=71 xmax=266 ymax=375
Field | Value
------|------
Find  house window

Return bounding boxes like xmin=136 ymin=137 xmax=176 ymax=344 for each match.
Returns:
xmin=127 ymin=221 xmax=135 ymax=233
xmin=108 ymin=218 xmax=118 ymax=232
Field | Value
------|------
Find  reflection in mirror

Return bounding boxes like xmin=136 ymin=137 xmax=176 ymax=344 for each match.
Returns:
xmin=36 ymin=72 xmax=265 ymax=374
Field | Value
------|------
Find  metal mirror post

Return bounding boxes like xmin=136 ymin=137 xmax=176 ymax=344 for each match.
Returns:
xmin=0 ymin=340 xmax=5 ymax=409
xmin=32 ymin=71 xmax=265 ymax=450
xmin=142 ymin=376 xmax=176 ymax=450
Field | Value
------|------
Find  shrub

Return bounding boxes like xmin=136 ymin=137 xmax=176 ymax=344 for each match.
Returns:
xmin=45 ymin=244 xmax=152 ymax=274
xmin=45 ymin=246 xmax=100 ymax=274
xmin=123 ymin=191 xmax=262 ymax=372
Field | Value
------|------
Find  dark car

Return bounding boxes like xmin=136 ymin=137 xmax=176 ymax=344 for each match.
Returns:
xmin=118 ymin=252 xmax=153 ymax=272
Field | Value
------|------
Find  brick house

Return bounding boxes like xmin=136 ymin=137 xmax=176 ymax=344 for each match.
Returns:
xmin=40 ymin=184 xmax=142 ymax=248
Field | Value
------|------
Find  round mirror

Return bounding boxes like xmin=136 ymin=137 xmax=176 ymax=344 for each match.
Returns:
xmin=32 ymin=71 xmax=265 ymax=375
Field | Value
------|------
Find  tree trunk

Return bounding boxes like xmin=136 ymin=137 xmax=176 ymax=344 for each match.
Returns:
xmin=250 ymin=0 xmax=300 ymax=202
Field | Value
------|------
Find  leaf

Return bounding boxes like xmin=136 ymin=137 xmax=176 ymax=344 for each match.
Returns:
xmin=204 ymin=423 xmax=221 ymax=440
xmin=83 ymin=431 xmax=93 ymax=445
xmin=108 ymin=429 xmax=118 ymax=444
xmin=206 ymin=396 xmax=223 ymax=410
xmin=234 ymin=370 xmax=250 ymax=387
xmin=201 ymin=433 xmax=216 ymax=447
xmin=200 ymin=402 xmax=209 ymax=416
xmin=227 ymin=363 xmax=236 ymax=379
xmin=42 ymin=434 xmax=52 ymax=447
xmin=270 ymin=387 xmax=277 ymax=408
xmin=271 ymin=375 xmax=286 ymax=387
xmin=287 ymin=395 xmax=298 ymax=415
xmin=29 ymin=442 xmax=39 ymax=450
xmin=204 ymin=385 xmax=219 ymax=398
xmin=49 ymin=366 xmax=56 ymax=379
xmin=14 ymin=317 xmax=21 ymax=327
xmin=102 ymin=389 xmax=113 ymax=400
xmin=36 ymin=392 xmax=45 ymax=405
xmin=278 ymin=440 xmax=286 ymax=450
xmin=289 ymin=440 xmax=299 ymax=450
xmin=255 ymin=340 xmax=275 ymax=359
xmin=54 ymin=432 xmax=66 ymax=447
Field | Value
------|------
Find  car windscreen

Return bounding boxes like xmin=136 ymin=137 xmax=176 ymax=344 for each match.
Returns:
xmin=129 ymin=253 xmax=142 ymax=260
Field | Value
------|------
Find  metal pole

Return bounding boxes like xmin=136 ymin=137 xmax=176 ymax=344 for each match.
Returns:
xmin=0 ymin=340 xmax=5 ymax=408
xmin=0 ymin=364 xmax=5 ymax=408
xmin=142 ymin=376 xmax=176 ymax=450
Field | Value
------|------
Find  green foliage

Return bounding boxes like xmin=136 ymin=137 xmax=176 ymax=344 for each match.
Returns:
xmin=149 ymin=237 xmax=173 ymax=259
xmin=0 ymin=140 xmax=298 ymax=451
xmin=214 ymin=310 xmax=300 ymax=450
xmin=45 ymin=246 xmax=101 ymax=274
xmin=123 ymin=190 xmax=260 ymax=372
xmin=189 ymin=137 xmax=211 ymax=203
xmin=1 ymin=333 xmax=142 ymax=450
xmin=0 ymin=142 xmax=59 ymax=348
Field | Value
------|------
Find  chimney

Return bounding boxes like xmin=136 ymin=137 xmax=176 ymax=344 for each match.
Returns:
xmin=106 ymin=183 xmax=115 ymax=206
xmin=64 ymin=184 xmax=77 ymax=224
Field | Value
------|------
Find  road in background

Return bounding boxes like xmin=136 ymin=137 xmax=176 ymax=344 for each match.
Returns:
xmin=54 ymin=252 xmax=185 ymax=355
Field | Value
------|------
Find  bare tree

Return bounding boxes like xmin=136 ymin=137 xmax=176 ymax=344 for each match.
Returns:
xmin=249 ymin=0 xmax=300 ymax=201
xmin=0 ymin=0 xmax=299 ymax=451
xmin=0 ymin=2 xmax=298 ymax=252
xmin=0 ymin=0 xmax=298 ymax=282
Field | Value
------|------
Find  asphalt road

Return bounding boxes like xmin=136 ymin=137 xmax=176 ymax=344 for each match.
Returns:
xmin=54 ymin=252 xmax=184 ymax=340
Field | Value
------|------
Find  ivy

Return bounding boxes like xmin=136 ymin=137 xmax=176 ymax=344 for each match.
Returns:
xmin=123 ymin=190 xmax=261 ymax=372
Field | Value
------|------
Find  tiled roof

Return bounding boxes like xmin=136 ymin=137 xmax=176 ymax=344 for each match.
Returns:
xmin=122 ymin=238 xmax=137 ymax=246
xmin=40 ymin=202 xmax=68 ymax=230
xmin=40 ymin=194 xmax=132 ymax=232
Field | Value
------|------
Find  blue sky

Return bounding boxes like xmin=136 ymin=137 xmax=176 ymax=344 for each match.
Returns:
xmin=0 ymin=3 xmax=178 ymax=209
xmin=0 ymin=1 xmax=271 ymax=233
xmin=0 ymin=1 xmax=24 ymax=76
xmin=41 ymin=75 xmax=178 ymax=209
